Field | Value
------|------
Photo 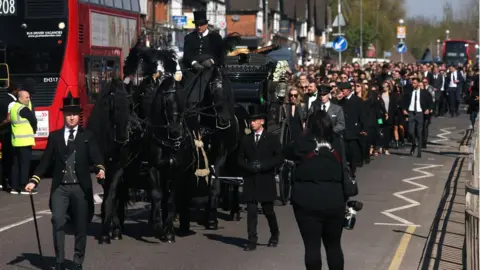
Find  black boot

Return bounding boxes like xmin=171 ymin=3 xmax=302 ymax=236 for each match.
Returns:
xmin=267 ymin=233 xmax=279 ymax=247
xmin=410 ymin=144 xmax=417 ymax=156
xmin=394 ymin=141 xmax=399 ymax=149
xmin=244 ymin=240 xmax=257 ymax=251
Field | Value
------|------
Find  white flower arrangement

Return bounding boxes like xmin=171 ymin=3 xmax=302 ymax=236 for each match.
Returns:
xmin=272 ymin=60 xmax=290 ymax=82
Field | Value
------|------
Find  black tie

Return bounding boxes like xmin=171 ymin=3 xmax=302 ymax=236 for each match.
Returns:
xmin=414 ymin=90 xmax=418 ymax=112
xmin=322 ymin=105 xmax=326 ymax=111
xmin=67 ymin=129 xmax=75 ymax=152
xmin=255 ymin=134 xmax=260 ymax=144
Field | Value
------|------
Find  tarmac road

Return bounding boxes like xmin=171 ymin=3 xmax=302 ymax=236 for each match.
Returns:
xmin=0 ymin=115 xmax=470 ymax=270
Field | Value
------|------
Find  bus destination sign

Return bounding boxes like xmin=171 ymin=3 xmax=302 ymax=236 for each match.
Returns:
xmin=0 ymin=0 xmax=17 ymax=16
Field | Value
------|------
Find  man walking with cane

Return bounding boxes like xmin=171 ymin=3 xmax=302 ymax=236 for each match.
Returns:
xmin=25 ymin=94 xmax=105 ymax=270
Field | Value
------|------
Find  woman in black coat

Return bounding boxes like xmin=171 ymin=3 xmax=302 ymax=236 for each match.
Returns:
xmin=283 ymin=110 xmax=345 ymax=270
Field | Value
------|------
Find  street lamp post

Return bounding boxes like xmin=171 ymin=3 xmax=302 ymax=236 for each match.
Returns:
xmin=445 ymin=30 xmax=450 ymax=40
xmin=398 ymin=18 xmax=404 ymax=63
xmin=337 ymin=0 xmax=342 ymax=66
xmin=360 ymin=0 xmax=363 ymax=61
xmin=437 ymin=39 xmax=441 ymax=60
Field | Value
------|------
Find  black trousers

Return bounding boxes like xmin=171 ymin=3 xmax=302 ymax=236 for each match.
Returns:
xmin=344 ymin=139 xmax=360 ymax=177
xmin=408 ymin=112 xmax=424 ymax=152
xmin=293 ymin=205 xmax=345 ymax=270
xmin=9 ymin=146 xmax=32 ymax=190
xmin=0 ymin=132 xmax=13 ymax=188
xmin=422 ymin=115 xmax=431 ymax=146
xmin=246 ymin=201 xmax=279 ymax=242
xmin=447 ymin=88 xmax=460 ymax=115
xmin=51 ymin=184 xmax=88 ymax=264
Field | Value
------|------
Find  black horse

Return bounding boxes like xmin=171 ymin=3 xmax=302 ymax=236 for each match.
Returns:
xmin=85 ymin=78 xmax=141 ymax=244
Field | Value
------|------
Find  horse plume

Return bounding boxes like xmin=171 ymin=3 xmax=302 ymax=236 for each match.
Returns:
xmin=123 ymin=36 xmax=145 ymax=78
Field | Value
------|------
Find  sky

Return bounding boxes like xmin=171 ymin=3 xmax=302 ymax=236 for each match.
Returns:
xmin=405 ymin=0 xmax=462 ymax=19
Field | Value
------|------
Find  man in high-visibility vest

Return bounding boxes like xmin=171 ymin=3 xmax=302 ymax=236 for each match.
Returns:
xmin=9 ymin=90 xmax=37 ymax=194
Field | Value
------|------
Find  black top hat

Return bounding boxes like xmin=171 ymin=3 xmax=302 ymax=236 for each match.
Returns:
xmin=61 ymin=93 xmax=82 ymax=113
xmin=247 ymin=104 xmax=266 ymax=120
xmin=318 ymin=85 xmax=332 ymax=96
xmin=193 ymin=10 xmax=209 ymax=26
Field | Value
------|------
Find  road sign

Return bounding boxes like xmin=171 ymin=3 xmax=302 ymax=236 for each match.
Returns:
xmin=332 ymin=14 xmax=346 ymax=27
xmin=172 ymin=16 xmax=187 ymax=26
xmin=397 ymin=43 xmax=407 ymax=54
xmin=332 ymin=36 xmax=348 ymax=52
xmin=384 ymin=51 xmax=392 ymax=57
xmin=325 ymin=42 xmax=333 ymax=48
xmin=397 ymin=26 xmax=406 ymax=39
xmin=217 ymin=21 xmax=226 ymax=29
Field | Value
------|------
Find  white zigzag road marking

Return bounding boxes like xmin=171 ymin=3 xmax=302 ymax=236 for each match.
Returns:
xmin=431 ymin=127 xmax=456 ymax=144
xmin=374 ymin=164 xmax=443 ymax=227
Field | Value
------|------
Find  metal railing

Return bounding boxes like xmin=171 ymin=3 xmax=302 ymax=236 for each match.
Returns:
xmin=466 ymin=117 xmax=479 ymax=270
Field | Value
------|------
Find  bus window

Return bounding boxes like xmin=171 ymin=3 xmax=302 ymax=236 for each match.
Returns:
xmin=84 ymin=56 xmax=120 ymax=104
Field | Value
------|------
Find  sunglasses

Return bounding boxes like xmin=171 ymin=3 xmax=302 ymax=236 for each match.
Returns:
xmin=289 ymin=93 xmax=298 ymax=97
xmin=341 ymin=76 xmax=348 ymax=79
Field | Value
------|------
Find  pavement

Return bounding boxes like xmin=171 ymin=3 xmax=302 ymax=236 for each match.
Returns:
xmin=0 ymin=114 xmax=472 ymax=270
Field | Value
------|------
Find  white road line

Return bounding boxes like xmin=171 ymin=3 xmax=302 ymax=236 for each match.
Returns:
xmin=0 ymin=216 xmax=43 ymax=233
xmin=431 ymin=127 xmax=455 ymax=144
xmin=374 ymin=164 xmax=443 ymax=227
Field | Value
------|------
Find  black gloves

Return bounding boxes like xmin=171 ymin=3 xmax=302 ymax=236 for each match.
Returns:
xmin=193 ymin=62 xmax=204 ymax=72
xmin=201 ymin=59 xmax=213 ymax=68
xmin=250 ymin=160 xmax=263 ymax=173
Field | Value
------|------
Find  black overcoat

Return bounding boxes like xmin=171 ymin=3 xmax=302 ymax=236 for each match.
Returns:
xmin=237 ymin=131 xmax=283 ymax=202
xmin=31 ymin=127 xmax=104 ymax=223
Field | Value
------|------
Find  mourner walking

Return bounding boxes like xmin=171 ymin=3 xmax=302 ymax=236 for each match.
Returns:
xmin=402 ymin=77 xmax=433 ymax=158
xmin=9 ymin=90 xmax=37 ymax=195
xmin=237 ymin=104 xmax=283 ymax=251
xmin=25 ymin=94 xmax=106 ymax=270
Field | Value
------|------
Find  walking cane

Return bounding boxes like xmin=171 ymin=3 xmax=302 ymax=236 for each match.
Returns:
xmin=29 ymin=193 xmax=44 ymax=267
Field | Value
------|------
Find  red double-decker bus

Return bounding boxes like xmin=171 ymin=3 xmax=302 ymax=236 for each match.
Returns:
xmin=0 ymin=0 xmax=140 ymax=158
xmin=442 ymin=39 xmax=479 ymax=66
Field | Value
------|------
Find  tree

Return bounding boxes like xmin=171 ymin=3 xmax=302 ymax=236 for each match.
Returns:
xmin=345 ymin=23 xmax=377 ymax=56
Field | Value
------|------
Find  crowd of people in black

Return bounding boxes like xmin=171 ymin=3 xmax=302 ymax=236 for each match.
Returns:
xmin=272 ymin=60 xmax=479 ymax=269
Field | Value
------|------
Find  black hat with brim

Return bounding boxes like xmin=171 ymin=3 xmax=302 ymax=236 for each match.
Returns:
xmin=193 ymin=10 xmax=209 ymax=25
xmin=61 ymin=94 xmax=82 ymax=114
xmin=318 ymin=85 xmax=332 ymax=96
xmin=338 ymin=82 xmax=352 ymax=90
xmin=247 ymin=104 xmax=267 ymax=120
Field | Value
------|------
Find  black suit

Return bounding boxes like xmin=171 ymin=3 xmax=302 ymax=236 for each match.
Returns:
xmin=444 ymin=70 xmax=465 ymax=116
xmin=0 ymin=93 xmax=16 ymax=189
xmin=423 ymin=71 xmax=434 ymax=85
xmin=183 ymin=29 xmax=225 ymax=68
xmin=237 ymin=130 xmax=283 ymax=243
xmin=338 ymin=94 xmax=366 ymax=177
xmin=431 ymin=73 xmax=445 ymax=115
xmin=30 ymin=127 xmax=104 ymax=264
xmin=401 ymin=88 xmax=433 ymax=155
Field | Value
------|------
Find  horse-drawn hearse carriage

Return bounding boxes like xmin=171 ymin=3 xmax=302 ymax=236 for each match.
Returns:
xmin=86 ymin=38 xmax=296 ymax=244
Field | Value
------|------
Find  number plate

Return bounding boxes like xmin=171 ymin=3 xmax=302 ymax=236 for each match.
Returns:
xmin=0 ymin=0 xmax=16 ymax=16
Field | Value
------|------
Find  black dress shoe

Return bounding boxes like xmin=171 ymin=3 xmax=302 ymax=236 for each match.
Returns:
xmin=267 ymin=235 xmax=279 ymax=247
xmin=55 ymin=263 xmax=65 ymax=270
xmin=73 ymin=263 xmax=83 ymax=270
xmin=243 ymin=242 xmax=257 ymax=251
xmin=410 ymin=145 xmax=416 ymax=156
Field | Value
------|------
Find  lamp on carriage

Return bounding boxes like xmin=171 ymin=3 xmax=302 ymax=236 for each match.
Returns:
xmin=445 ymin=30 xmax=450 ymax=40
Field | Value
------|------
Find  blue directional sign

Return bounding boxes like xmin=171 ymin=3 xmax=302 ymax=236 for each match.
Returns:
xmin=333 ymin=36 xmax=348 ymax=52
xmin=172 ymin=16 xmax=187 ymax=26
xmin=397 ymin=43 xmax=407 ymax=54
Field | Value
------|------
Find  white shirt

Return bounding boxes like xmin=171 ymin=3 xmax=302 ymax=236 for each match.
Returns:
xmin=346 ymin=92 xmax=354 ymax=100
xmin=408 ymin=89 xmax=423 ymax=112
xmin=321 ymin=101 xmax=331 ymax=112
xmin=308 ymin=92 xmax=318 ymax=108
xmin=7 ymin=93 xmax=17 ymax=113
xmin=64 ymin=125 xmax=78 ymax=145
xmin=449 ymin=71 xmax=458 ymax=88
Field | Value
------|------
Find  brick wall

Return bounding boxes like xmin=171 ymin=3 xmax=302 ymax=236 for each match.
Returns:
xmin=226 ymin=14 xmax=257 ymax=36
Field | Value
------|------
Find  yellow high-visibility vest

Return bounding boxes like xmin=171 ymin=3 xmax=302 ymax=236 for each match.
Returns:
xmin=10 ymin=102 xmax=35 ymax=147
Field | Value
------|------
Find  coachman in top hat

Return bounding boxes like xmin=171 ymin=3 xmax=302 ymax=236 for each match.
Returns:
xmin=183 ymin=10 xmax=234 ymax=129
xmin=25 ymin=94 xmax=105 ymax=270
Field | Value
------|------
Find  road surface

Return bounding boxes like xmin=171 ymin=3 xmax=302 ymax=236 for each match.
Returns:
xmin=0 ymin=115 xmax=470 ymax=270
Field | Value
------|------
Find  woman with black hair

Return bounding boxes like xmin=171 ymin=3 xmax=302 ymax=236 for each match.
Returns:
xmin=283 ymin=110 xmax=345 ymax=270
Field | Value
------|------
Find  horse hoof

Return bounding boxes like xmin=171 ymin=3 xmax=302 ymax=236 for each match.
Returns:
xmin=99 ymin=235 xmax=111 ymax=244
xmin=163 ymin=233 xmax=175 ymax=243
xmin=206 ymin=222 xmax=218 ymax=230
xmin=112 ymin=229 xmax=123 ymax=240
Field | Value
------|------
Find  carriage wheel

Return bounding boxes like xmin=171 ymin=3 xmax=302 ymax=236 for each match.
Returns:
xmin=278 ymin=120 xmax=292 ymax=205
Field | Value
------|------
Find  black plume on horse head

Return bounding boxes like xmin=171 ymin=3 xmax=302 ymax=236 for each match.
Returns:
xmin=123 ymin=36 xmax=147 ymax=78
xmin=139 ymin=47 xmax=178 ymax=76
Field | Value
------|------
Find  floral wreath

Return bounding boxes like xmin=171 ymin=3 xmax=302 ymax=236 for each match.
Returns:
xmin=272 ymin=60 xmax=290 ymax=82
